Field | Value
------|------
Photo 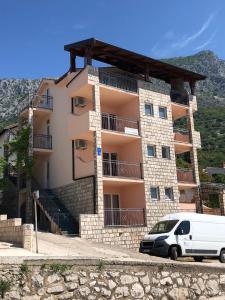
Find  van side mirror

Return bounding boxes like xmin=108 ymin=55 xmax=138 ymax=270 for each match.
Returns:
xmin=175 ymin=227 xmax=183 ymax=235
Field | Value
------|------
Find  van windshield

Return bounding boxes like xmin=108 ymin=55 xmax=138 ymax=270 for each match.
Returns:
xmin=149 ymin=220 xmax=179 ymax=234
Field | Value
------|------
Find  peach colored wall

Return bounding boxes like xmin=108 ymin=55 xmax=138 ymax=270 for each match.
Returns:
xmin=101 ymin=99 xmax=139 ymax=121
xmin=67 ymin=68 xmax=89 ymax=97
xmin=75 ymin=140 xmax=95 ymax=178
xmin=103 ymin=184 xmax=145 ymax=209
xmin=102 ymin=140 xmax=142 ymax=163
xmin=68 ymin=112 xmax=92 ymax=140
xmin=117 ymin=99 xmax=139 ymax=120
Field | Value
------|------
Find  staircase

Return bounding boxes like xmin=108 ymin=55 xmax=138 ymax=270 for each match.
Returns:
xmin=36 ymin=189 xmax=79 ymax=236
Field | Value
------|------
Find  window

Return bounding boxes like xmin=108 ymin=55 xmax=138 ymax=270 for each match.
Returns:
xmin=175 ymin=221 xmax=190 ymax=235
xmin=149 ymin=220 xmax=179 ymax=234
xmin=165 ymin=188 xmax=174 ymax=201
xmin=162 ymin=146 xmax=171 ymax=159
xmin=159 ymin=106 xmax=167 ymax=119
xmin=150 ymin=187 xmax=159 ymax=201
xmin=145 ymin=103 xmax=154 ymax=116
xmin=147 ymin=145 xmax=156 ymax=157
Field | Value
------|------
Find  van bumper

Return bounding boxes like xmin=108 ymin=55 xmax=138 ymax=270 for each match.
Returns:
xmin=139 ymin=240 xmax=170 ymax=257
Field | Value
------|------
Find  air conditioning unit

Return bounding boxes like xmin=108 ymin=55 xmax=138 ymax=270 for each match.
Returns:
xmin=73 ymin=97 xmax=87 ymax=107
xmin=75 ymin=139 xmax=87 ymax=150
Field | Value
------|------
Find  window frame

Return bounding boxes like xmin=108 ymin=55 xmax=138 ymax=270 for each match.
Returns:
xmin=162 ymin=146 xmax=171 ymax=160
xmin=159 ymin=106 xmax=168 ymax=119
xmin=144 ymin=103 xmax=154 ymax=116
xmin=150 ymin=187 xmax=160 ymax=201
xmin=147 ymin=145 xmax=156 ymax=158
xmin=165 ymin=187 xmax=174 ymax=201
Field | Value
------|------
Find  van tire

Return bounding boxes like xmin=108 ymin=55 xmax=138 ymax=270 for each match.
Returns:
xmin=219 ymin=249 xmax=225 ymax=263
xmin=194 ymin=256 xmax=204 ymax=262
xmin=170 ymin=246 xmax=178 ymax=261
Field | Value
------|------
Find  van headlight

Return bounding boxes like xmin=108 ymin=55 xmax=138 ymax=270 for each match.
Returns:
xmin=156 ymin=235 xmax=169 ymax=241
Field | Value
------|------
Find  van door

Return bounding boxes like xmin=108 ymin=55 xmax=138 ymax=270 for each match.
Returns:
xmin=175 ymin=220 xmax=192 ymax=255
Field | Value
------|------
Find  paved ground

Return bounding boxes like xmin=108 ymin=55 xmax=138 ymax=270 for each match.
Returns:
xmin=0 ymin=232 xmax=224 ymax=267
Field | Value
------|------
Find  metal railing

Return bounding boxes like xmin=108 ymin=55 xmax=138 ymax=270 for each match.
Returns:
xmin=33 ymin=134 xmax=52 ymax=150
xmin=174 ymin=127 xmax=191 ymax=143
xmin=101 ymin=113 xmax=139 ymax=135
xmin=99 ymin=71 xmax=138 ymax=93
xmin=36 ymin=95 xmax=53 ymax=110
xmin=170 ymin=90 xmax=190 ymax=106
xmin=104 ymin=208 xmax=145 ymax=227
xmin=103 ymin=160 xmax=142 ymax=179
xmin=177 ymin=168 xmax=195 ymax=183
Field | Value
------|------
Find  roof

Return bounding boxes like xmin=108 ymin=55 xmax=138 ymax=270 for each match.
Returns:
xmin=161 ymin=212 xmax=225 ymax=222
xmin=64 ymin=38 xmax=206 ymax=83
xmin=0 ymin=123 xmax=18 ymax=136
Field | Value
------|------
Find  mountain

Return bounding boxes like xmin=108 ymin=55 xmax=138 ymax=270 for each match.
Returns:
xmin=0 ymin=79 xmax=40 ymax=126
xmin=163 ymin=50 xmax=225 ymax=107
xmin=0 ymin=50 xmax=225 ymax=168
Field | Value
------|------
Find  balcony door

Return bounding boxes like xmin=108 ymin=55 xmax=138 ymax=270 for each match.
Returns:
xmin=102 ymin=113 xmax=117 ymax=131
xmin=103 ymin=152 xmax=118 ymax=176
xmin=104 ymin=194 xmax=120 ymax=226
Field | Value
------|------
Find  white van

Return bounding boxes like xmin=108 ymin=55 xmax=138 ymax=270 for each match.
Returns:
xmin=139 ymin=212 xmax=225 ymax=262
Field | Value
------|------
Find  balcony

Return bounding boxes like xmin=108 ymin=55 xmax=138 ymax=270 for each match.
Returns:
xmin=174 ymin=128 xmax=190 ymax=144
xmin=99 ymin=71 xmax=137 ymax=93
xmin=177 ymin=168 xmax=196 ymax=187
xmin=103 ymin=160 xmax=143 ymax=179
xmin=35 ymin=95 xmax=53 ymax=110
xmin=102 ymin=113 xmax=139 ymax=136
xmin=104 ymin=208 xmax=145 ymax=227
xmin=33 ymin=134 xmax=52 ymax=152
xmin=170 ymin=90 xmax=192 ymax=106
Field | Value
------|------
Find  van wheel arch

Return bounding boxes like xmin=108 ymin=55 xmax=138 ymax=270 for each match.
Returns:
xmin=168 ymin=245 xmax=182 ymax=257
xmin=219 ymin=248 xmax=225 ymax=263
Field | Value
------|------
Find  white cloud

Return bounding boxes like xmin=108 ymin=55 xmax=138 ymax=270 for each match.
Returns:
xmin=172 ymin=12 xmax=216 ymax=49
xmin=194 ymin=30 xmax=217 ymax=51
xmin=164 ymin=30 xmax=175 ymax=40
xmin=72 ymin=24 xmax=86 ymax=30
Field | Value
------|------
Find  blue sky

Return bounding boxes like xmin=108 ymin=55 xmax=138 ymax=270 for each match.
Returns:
xmin=0 ymin=0 xmax=224 ymax=78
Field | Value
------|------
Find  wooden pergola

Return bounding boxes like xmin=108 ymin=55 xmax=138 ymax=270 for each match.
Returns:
xmin=64 ymin=38 xmax=206 ymax=93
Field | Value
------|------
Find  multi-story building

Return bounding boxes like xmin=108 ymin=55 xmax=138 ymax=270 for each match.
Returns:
xmin=3 ymin=39 xmax=206 ymax=247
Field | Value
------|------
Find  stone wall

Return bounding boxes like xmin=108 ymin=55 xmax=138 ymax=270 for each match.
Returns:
xmin=53 ymin=176 xmax=95 ymax=223
xmin=0 ymin=215 xmax=33 ymax=251
xmin=2 ymin=258 xmax=225 ymax=299
xmin=138 ymin=80 xmax=180 ymax=229
xmin=80 ymin=213 xmax=147 ymax=248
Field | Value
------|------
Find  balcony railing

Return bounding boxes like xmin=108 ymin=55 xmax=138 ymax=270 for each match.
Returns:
xmin=174 ymin=128 xmax=191 ymax=143
xmin=170 ymin=90 xmax=190 ymax=106
xmin=102 ymin=113 xmax=139 ymax=135
xmin=99 ymin=71 xmax=138 ymax=93
xmin=104 ymin=208 xmax=145 ymax=227
xmin=33 ymin=134 xmax=52 ymax=150
xmin=36 ymin=95 xmax=53 ymax=110
xmin=177 ymin=168 xmax=195 ymax=183
xmin=103 ymin=160 xmax=143 ymax=179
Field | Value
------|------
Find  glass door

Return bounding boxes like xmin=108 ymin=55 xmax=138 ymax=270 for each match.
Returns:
xmin=103 ymin=152 xmax=118 ymax=176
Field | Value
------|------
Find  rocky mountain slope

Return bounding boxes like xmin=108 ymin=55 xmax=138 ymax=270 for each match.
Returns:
xmin=164 ymin=50 xmax=225 ymax=107
xmin=0 ymin=79 xmax=40 ymax=125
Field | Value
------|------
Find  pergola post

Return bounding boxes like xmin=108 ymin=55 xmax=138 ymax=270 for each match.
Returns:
xmin=70 ymin=50 xmax=76 ymax=72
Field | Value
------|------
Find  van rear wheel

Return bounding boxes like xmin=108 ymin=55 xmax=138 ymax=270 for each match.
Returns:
xmin=219 ymin=249 xmax=225 ymax=263
xmin=194 ymin=256 xmax=204 ymax=262
xmin=170 ymin=246 xmax=178 ymax=261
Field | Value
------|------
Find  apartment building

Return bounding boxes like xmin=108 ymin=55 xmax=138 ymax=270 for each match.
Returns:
xmin=4 ymin=39 xmax=206 ymax=247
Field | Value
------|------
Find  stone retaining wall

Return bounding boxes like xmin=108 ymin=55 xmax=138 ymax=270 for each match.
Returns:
xmin=0 ymin=214 xmax=33 ymax=251
xmin=53 ymin=176 xmax=95 ymax=223
xmin=1 ymin=258 xmax=225 ymax=299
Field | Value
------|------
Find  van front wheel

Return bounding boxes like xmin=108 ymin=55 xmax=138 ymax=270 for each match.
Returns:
xmin=170 ymin=246 xmax=178 ymax=261
xmin=219 ymin=249 xmax=225 ymax=263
